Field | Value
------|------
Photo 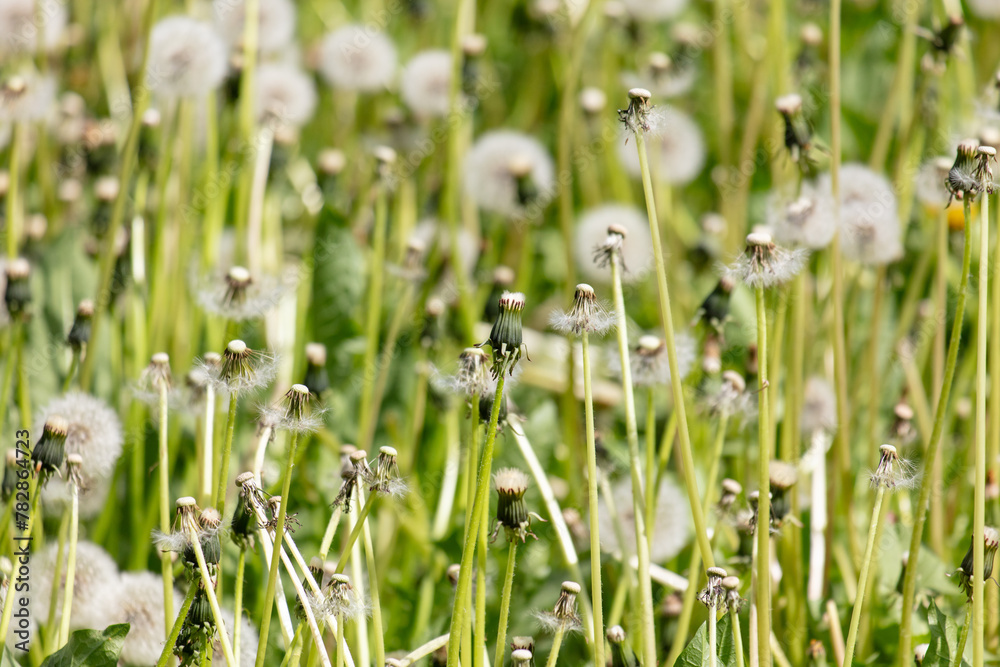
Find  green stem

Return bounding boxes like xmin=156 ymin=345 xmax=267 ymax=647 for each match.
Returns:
xmin=841 ymin=486 xmax=886 ymax=667
xmin=57 ymin=481 xmax=80 ymax=648
xmin=710 ymin=601 xmax=718 ymax=667
xmin=475 ymin=498 xmax=487 ymax=667
xmin=15 ymin=322 xmax=30 ymax=431
xmin=335 ymin=491 xmax=376 ymax=573
xmin=6 ymin=123 xmax=22 ymax=259
xmin=608 ymin=250 xmax=656 ymax=667
xmin=953 ymin=604 xmax=973 ymax=667
xmin=80 ymin=0 xmax=161 ymax=390
xmin=357 ymin=487 xmax=386 ymax=667
xmin=0 ymin=475 xmax=39 ymax=655
xmin=201 ymin=386 xmax=215 ymax=507
xmin=544 ymin=627 xmax=566 ymax=667
xmin=898 ymin=199 xmax=974 ymax=667
xmin=645 ymin=389 xmax=656 ymax=555
xmin=62 ymin=351 xmax=80 ymax=393
xmin=973 ymin=188 xmax=989 ymax=667
xmin=256 ymin=430 xmax=301 ymax=667
xmin=158 ymin=383 xmax=175 ymax=635
xmin=215 ymin=394 xmax=239 ymax=515
xmin=187 ymin=519 xmax=237 ymax=667
xmin=731 ymin=606 xmax=746 ymax=667
xmin=234 ymin=548 xmax=246 ymax=667
xmin=582 ymin=331 xmax=606 ymax=667
xmin=446 ymin=375 xmax=507 ymax=667
xmin=335 ymin=612 xmax=345 ymax=667
xmin=45 ymin=508 xmax=69 ymax=653
xmin=155 ymin=583 xmax=198 ymax=667
xmin=754 ymin=285 xmax=772 ymax=667
xmin=494 ymin=541 xmax=519 ymax=667
xmin=357 ymin=186 xmax=389 ymax=453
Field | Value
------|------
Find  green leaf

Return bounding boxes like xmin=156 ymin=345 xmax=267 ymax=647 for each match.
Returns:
xmin=676 ymin=614 xmax=737 ymax=667
xmin=924 ymin=600 xmax=968 ymax=667
xmin=39 ymin=624 xmax=130 ymax=667
xmin=1 ymin=644 xmax=18 ymax=667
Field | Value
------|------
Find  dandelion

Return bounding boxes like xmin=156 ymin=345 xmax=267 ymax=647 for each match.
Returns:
xmin=255 ymin=62 xmax=318 ymax=128
xmin=914 ymin=157 xmax=953 ymax=209
xmin=32 ymin=541 xmax=121 ymax=633
xmin=535 ymin=581 xmax=583 ymax=634
xmin=511 ymin=649 xmax=534 ymax=665
xmin=31 ymin=416 xmax=68 ymax=481
xmin=0 ymin=71 xmax=56 ymax=123
xmin=820 ymin=163 xmax=902 ymax=265
xmin=619 ymin=0 xmax=689 ymax=22
xmin=716 ymin=478 xmax=743 ymax=516
xmin=769 ymin=460 xmax=799 ymax=526
xmin=705 ymin=370 xmax=753 ymax=421
xmin=463 ymin=130 xmax=555 ymax=218
xmin=133 ymin=352 xmax=175 ymax=406
xmin=146 ymin=17 xmax=227 ymax=99
xmin=318 ymin=25 xmax=397 ymax=92
xmin=301 ymin=343 xmax=330 ymax=395
xmin=869 ymin=444 xmax=917 ymax=489
xmin=479 ymin=291 xmax=527 ymax=379
xmin=721 ymin=575 xmax=745 ymax=612
xmin=578 ymin=209 xmax=653 ymax=285
xmin=213 ymin=0 xmax=295 ymax=54
xmin=197 ymin=266 xmax=289 ymax=321
xmin=326 ymin=574 xmax=369 ymax=621
xmin=610 ymin=332 xmax=696 ymax=387
xmin=439 ymin=347 xmax=491 ymax=399
xmin=617 ymin=104 xmax=706 ymax=185
xmin=767 ymin=181 xmax=836 ymax=249
xmin=258 ymin=384 xmax=324 ymax=433
xmin=492 ymin=468 xmax=537 ymax=542
xmin=549 ymin=283 xmax=615 ymax=336
xmin=724 ymin=231 xmax=808 ymax=289
xmin=114 ymin=571 xmax=181 ymax=666
xmin=597 ymin=475 xmax=692 ymax=562
xmin=207 ymin=339 xmax=278 ymax=395
xmin=698 ymin=566 xmax=729 ymax=608
xmin=0 ymin=0 xmax=66 ymax=56
xmin=370 ymin=446 xmax=407 ymax=497
xmin=3 ymin=257 xmax=31 ymax=318
xmin=623 ymin=51 xmax=695 ymax=99
xmin=607 ymin=625 xmax=638 ymax=667
xmin=400 ymin=50 xmax=453 ymax=119
xmin=66 ymin=299 xmax=93 ymax=353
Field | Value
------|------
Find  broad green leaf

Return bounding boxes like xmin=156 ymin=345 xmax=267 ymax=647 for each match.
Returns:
xmin=924 ymin=600 xmax=968 ymax=667
xmin=676 ymin=614 xmax=737 ymax=667
xmin=39 ymin=623 xmax=130 ymax=667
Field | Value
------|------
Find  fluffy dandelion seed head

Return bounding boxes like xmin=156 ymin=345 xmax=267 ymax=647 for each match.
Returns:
xmin=550 ymin=283 xmax=616 ymax=336
xmin=199 ymin=267 xmax=289 ymax=321
xmin=620 ymin=0 xmax=689 ymax=22
xmin=372 ymin=446 xmax=406 ymax=497
xmin=612 ymin=331 xmax=695 ymax=387
xmin=463 ymin=130 xmax=555 ymax=218
xmin=623 ymin=51 xmax=695 ymax=99
xmin=260 ymin=383 xmax=323 ymax=433
xmin=0 ymin=0 xmax=66 ymax=56
xmin=115 ymin=571 xmax=182 ymax=666
xmin=209 ymin=340 xmax=278 ymax=395
xmin=536 ymin=581 xmax=583 ymax=633
xmin=0 ymin=71 xmax=56 ymax=123
xmin=768 ymin=181 xmax=836 ymax=249
xmin=822 ymin=163 xmax=902 ymax=264
xmin=869 ymin=443 xmax=917 ymax=490
xmin=617 ymin=105 xmax=706 ymax=185
xmin=255 ymin=62 xmax=317 ymax=128
xmin=441 ymin=347 xmax=491 ymax=398
xmin=146 ymin=17 xmax=227 ymax=99
xmin=801 ymin=376 xmax=837 ymax=435
xmin=319 ymin=25 xmax=398 ymax=92
xmin=33 ymin=541 xmax=121 ymax=633
xmin=577 ymin=205 xmax=652 ymax=284
xmin=400 ymin=50 xmax=452 ymax=119
xmin=598 ymin=476 xmax=691 ymax=561
xmin=327 ymin=574 xmax=368 ymax=620
xmin=724 ymin=232 xmax=808 ymax=289
xmin=213 ymin=0 xmax=296 ymax=54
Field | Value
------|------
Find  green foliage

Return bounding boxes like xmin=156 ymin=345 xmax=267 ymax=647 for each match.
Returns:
xmin=675 ymin=613 xmax=737 ymax=667
xmin=923 ymin=600 xmax=968 ymax=667
xmin=39 ymin=624 xmax=130 ymax=667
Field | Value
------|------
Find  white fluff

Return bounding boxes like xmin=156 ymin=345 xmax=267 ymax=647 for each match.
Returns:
xmin=213 ymin=0 xmax=296 ymax=54
xmin=573 ymin=204 xmax=654 ymax=285
xmin=821 ymin=163 xmax=902 ymax=265
xmin=616 ymin=105 xmax=705 ymax=185
xmin=462 ymin=130 xmax=555 ymax=217
xmin=597 ymin=475 xmax=692 ymax=562
xmin=113 ymin=572 xmax=182 ymax=666
xmin=32 ymin=541 xmax=121 ymax=633
xmin=0 ymin=0 xmax=66 ymax=55
xmin=318 ymin=25 xmax=397 ymax=92
xmin=255 ymin=62 xmax=317 ymax=127
xmin=147 ymin=16 xmax=227 ymax=98
xmin=400 ymin=50 xmax=452 ymax=119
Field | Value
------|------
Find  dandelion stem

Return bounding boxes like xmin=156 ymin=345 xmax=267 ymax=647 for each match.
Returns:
xmin=446 ymin=375 xmax=507 ymax=667
xmin=635 ymin=122 xmax=715 ymax=571
xmin=356 ymin=486 xmax=386 ymax=667
xmin=234 ymin=547 xmax=246 ymax=667
xmin=335 ymin=491 xmax=377 ymax=573
xmin=256 ymin=430 xmax=302 ymax=667
xmin=62 ymin=351 xmax=80 ymax=393
xmin=475 ymin=500 xmax=487 ymax=667
xmin=544 ymin=627 xmax=566 ymax=667
xmin=899 ymin=198 xmax=974 ymax=667
xmin=357 ymin=186 xmax=389 ymax=453
xmin=953 ymin=603 xmax=973 ymax=667
xmin=319 ymin=506 xmax=344 ymax=561
xmin=754 ymin=284 xmax=772 ymax=667
xmin=45 ymin=508 xmax=70 ymax=652
xmin=215 ymin=394 xmax=239 ymax=515
xmin=155 ymin=583 xmax=198 ymax=667
xmin=58 ymin=477 xmax=80 ymax=648
xmin=335 ymin=612 xmax=345 ymax=667
xmin=158 ymin=381 xmax=175 ymax=636
xmin=973 ymin=186 xmax=990 ymax=667
xmin=645 ymin=388 xmax=656 ymax=554
xmin=842 ymin=485 xmax=886 ymax=667
xmin=201 ymin=385 xmax=216 ymax=507
xmin=582 ymin=330 xmax=606 ymax=667
xmin=710 ymin=599 xmax=719 ymax=667
xmin=731 ymin=603 xmax=746 ymax=667
xmin=186 ymin=519 xmax=237 ymax=667
xmin=608 ymin=244 xmax=657 ymax=667
xmin=0 ymin=475 xmax=39 ymax=656
xmin=15 ymin=323 xmax=30 ymax=432
xmin=5 ymin=123 xmax=22 ymax=259
xmin=494 ymin=541 xmax=518 ymax=667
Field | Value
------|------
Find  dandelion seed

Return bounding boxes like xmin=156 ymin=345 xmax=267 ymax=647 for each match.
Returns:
xmin=400 ymin=50 xmax=453 ymax=119
xmin=617 ymin=104 xmax=706 ymax=185
xmin=549 ymin=283 xmax=616 ymax=336
xmin=319 ymin=25 xmax=397 ymax=92
xmin=205 ymin=339 xmax=278 ymax=395
xmin=213 ymin=0 xmax=295 ymax=54
xmin=255 ymin=62 xmax=317 ymax=128
xmin=724 ymin=231 xmax=808 ymax=289
xmin=535 ymin=581 xmax=583 ymax=634
xmin=146 ymin=17 xmax=227 ymax=99
xmin=258 ymin=384 xmax=324 ymax=433
xmin=577 ymin=207 xmax=652 ymax=285
xmin=0 ymin=71 xmax=56 ymax=123
xmin=463 ymin=131 xmax=555 ymax=218
xmin=327 ymin=573 xmax=369 ymax=620
xmin=371 ymin=446 xmax=407 ymax=497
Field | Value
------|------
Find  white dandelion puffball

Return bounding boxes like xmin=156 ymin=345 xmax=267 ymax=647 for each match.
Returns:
xmin=767 ymin=180 xmax=836 ymax=249
xmin=114 ymin=572 xmax=182 ymax=666
xmin=36 ymin=392 xmax=124 ymax=478
xmin=32 ymin=542 xmax=121 ymax=633
xmin=597 ymin=476 xmax=691 ymax=562
xmin=821 ymin=163 xmax=902 ymax=265
xmin=213 ymin=0 xmax=296 ymax=54
xmin=913 ymin=158 xmax=951 ymax=208
xmin=319 ymin=25 xmax=397 ymax=92
xmin=574 ymin=204 xmax=654 ymax=285
xmin=967 ymin=0 xmax=1000 ymax=19
xmin=410 ymin=218 xmax=479 ymax=277
xmin=801 ymin=376 xmax=837 ymax=435
xmin=616 ymin=105 xmax=705 ymax=185
xmin=147 ymin=16 xmax=227 ymax=98
xmin=215 ymin=608 xmax=260 ymax=666
xmin=463 ymin=130 xmax=555 ymax=217
xmin=0 ymin=0 xmax=66 ymax=55
xmin=256 ymin=62 xmax=317 ymax=127
xmin=400 ymin=50 xmax=453 ymax=118
xmin=0 ymin=72 xmax=57 ymax=123
xmin=620 ymin=0 xmax=689 ymax=21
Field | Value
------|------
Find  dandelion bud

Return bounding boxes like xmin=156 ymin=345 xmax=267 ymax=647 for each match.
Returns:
xmin=955 ymin=526 xmax=1000 ymax=601
xmin=4 ymin=258 xmax=31 ymax=319
xmin=769 ymin=461 xmax=799 ymax=525
xmin=33 ymin=416 xmax=69 ymax=479
xmin=607 ymin=625 xmax=638 ymax=667
xmin=2 ymin=450 xmax=17 ymax=502
xmin=717 ymin=478 xmax=742 ymax=514
xmin=493 ymin=468 xmax=533 ymax=542
xmin=67 ymin=300 xmax=94 ymax=352
xmin=481 ymin=291 xmax=527 ymax=379
xmin=698 ymin=566 xmax=728 ymax=608
xmin=725 ymin=231 xmax=807 ymax=289
xmin=301 ymin=343 xmax=329 ymax=395
xmin=947 ymin=138 xmax=981 ymax=204
xmin=511 ymin=649 xmax=533 ymax=665
xmin=619 ymin=88 xmax=654 ymax=134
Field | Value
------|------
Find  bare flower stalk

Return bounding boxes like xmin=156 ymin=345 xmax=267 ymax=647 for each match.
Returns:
xmin=753 ymin=283 xmax=772 ymax=667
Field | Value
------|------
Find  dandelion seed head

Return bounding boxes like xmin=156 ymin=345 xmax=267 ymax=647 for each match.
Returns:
xmin=622 ymin=51 xmax=695 ymax=99
xmin=400 ymin=50 xmax=452 ymax=119
xmin=213 ymin=0 xmax=295 ymax=54
xmin=576 ymin=205 xmax=652 ymax=284
xmin=0 ymin=71 xmax=56 ymax=123
xmin=463 ymin=130 xmax=555 ymax=218
xmin=617 ymin=105 xmax=705 ymax=185
xmin=620 ymin=0 xmax=689 ymax=21
xmin=767 ymin=181 xmax=836 ymax=249
xmin=723 ymin=232 xmax=808 ymax=289
xmin=112 ymin=572 xmax=182 ymax=666
xmin=801 ymin=376 xmax=837 ymax=435
xmin=33 ymin=541 xmax=121 ymax=633
xmin=549 ymin=283 xmax=616 ymax=336
xmin=437 ymin=347 xmax=491 ymax=398
xmin=820 ymin=163 xmax=902 ymax=265
xmin=146 ymin=17 xmax=227 ymax=99
xmin=598 ymin=476 xmax=691 ymax=561
xmin=255 ymin=62 xmax=317 ymax=128
xmin=327 ymin=574 xmax=369 ymax=620
xmin=0 ymin=0 xmax=66 ymax=56
xmin=319 ymin=25 xmax=397 ymax=92
xmin=197 ymin=267 xmax=290 ymax=321
xmin=869 ymin=443 xmax=918 ymax=490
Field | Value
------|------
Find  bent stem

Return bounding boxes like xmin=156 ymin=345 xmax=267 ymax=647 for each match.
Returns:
xmin=446 ymin=375 xmax=507 ymax=667
xmin=841 ymin=485 xmax=886 ymax=667
xmin=494 ymin=541 xmax=519 ymax=667
xmin=754 ymin=285 xmax=772 ymax=667
xmin=582 ymin=330 xmax=606 ymax=667
xmin=899 ymin=199 xmax=974 ymax=667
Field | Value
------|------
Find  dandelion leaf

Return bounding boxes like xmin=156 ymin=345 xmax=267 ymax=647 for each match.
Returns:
xmin=39 ymin=623 xmax=130 ymax=667
xmin=676 ymin=614 xmax=736 ymax=667
xmin=923 ymin=600 xmax=968 ymax=667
